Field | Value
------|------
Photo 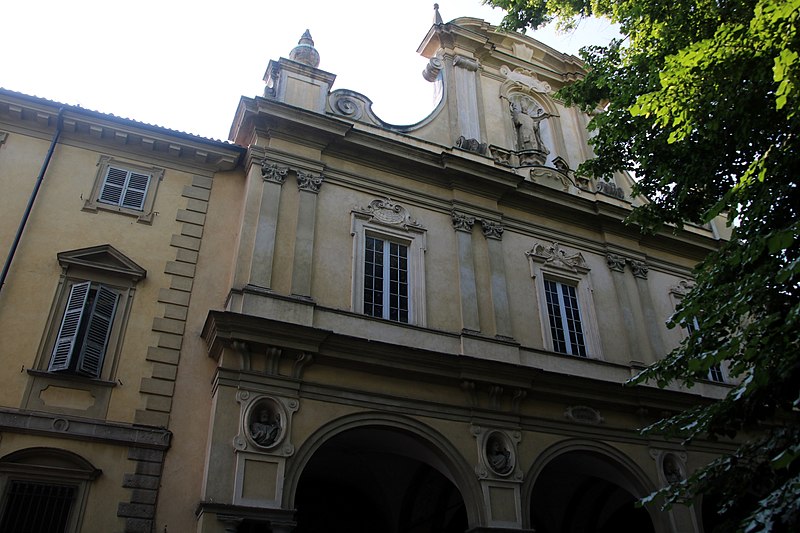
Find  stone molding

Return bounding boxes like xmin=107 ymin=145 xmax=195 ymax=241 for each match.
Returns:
xmin=0 ymin=408 xmax=171 ymax=448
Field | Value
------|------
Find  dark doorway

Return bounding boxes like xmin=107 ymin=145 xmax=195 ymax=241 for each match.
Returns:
xmin=531 ymin=451 xmax=655 ymax=533
xmin=294 ymin=427 xmax=467 ymax=533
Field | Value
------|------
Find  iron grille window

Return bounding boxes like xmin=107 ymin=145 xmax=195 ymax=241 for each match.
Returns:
xmin=543 ymin=279 xmax=587 ymax=357
xmin=364 ymin=236 xmax=409 ymax=323
xmin=0 ymin=480 xmax=75 ymax=532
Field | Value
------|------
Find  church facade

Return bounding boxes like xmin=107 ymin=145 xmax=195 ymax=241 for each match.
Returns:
xmin=0 ymin=12 xmax=731 ymax=533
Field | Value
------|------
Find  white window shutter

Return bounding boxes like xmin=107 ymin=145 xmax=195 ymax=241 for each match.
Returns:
xmin=121 ymin=172 xmax=150 ymax=210
xmin=49 ymin=281 xmax=91 ymax=371
xmin=76 ymin=285 xmax=118 ymax=377
xmin=99 ymin=167 xmax=128 ymax=205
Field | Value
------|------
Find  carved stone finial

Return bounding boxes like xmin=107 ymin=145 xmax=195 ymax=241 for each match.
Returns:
xmin=452 ymin=211 xmax=475 ymax=233
xmin=433 ymin=3 xmax=443 ymax=25
xmin=296 ymin=170 xmax=324 ymax=193
xmin=289 ymin=30 xmax=320 ymax=68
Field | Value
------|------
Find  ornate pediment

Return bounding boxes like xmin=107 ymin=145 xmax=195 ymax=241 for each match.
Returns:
xmin=526 ymin=241 xmax=588 ymax=274
xmin=353 ymin=199 xmax=422 ymax=230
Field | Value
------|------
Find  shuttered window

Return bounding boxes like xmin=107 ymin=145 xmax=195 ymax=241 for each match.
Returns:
xmin=48 ymin=281 xmax=119 ymax=378
xmin=98 ymin=166 xmax=151 ymax=210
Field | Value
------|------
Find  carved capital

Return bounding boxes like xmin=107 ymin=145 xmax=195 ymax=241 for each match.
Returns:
xmin=261 ymin=160 xmax=288 ymax=184
xmin=606 ymin=253 xmax=626 ymax=273
xmin=629 ymin=259 xmax=649 ymax=279
xmin=669 ymin=279 xmax=694 ymax=296
xmin=480 ymin=219 xmax=504 ymax=240
xmin=452 ymin=211 xmax=475 ymax=233
xmin=453 ymin=55 xmax=479 ymax=71
xmin=296 ymin=171 xmax=323 ymax=193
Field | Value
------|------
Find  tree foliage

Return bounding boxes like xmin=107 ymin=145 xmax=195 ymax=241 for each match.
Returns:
xmin=485 ymin=0 xmax=800 ymax=530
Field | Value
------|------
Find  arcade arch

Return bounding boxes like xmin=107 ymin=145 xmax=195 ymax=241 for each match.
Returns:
xmin=525 ymin=440 xmax=666 ymax=533
xmin=284 ymin=414 xmax=481 ymax=533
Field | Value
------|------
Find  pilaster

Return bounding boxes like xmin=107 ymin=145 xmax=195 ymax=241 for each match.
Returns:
xmin=453 ymin=211 xmax=480 ymax=332
xmin=291 ymin=171 xmax=323 ymax=297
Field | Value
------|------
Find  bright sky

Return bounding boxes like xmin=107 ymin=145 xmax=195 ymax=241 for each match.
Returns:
xmin=1 ymin=0 xmax=619 ymax=141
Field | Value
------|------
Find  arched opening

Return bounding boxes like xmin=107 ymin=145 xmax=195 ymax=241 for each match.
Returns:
xmin=530 ymin=450 xmax=656 ymax=533
xmin=293 ymin=426 xmax=468 ymax=533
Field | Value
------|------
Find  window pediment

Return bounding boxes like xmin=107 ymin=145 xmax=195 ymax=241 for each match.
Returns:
xmin=526 ymin=241 xmax=589 ymax=275
xmin=57 ymin=244 xmax=146 ymax=281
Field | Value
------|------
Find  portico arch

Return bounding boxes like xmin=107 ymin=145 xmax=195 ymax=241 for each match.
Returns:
xmin=524 ymin=439 xmax=668 ymax=533
xmin=284 ymin=413 xmax=483 ymax=532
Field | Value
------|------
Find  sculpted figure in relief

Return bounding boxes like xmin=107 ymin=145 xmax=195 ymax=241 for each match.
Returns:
xmin=486 ymin=434 xmax=512 ymax=475
xmin=250 ymin=408 xmax=281 ymax=447
xmin=511 ymin=100 xmax=552 ymax=154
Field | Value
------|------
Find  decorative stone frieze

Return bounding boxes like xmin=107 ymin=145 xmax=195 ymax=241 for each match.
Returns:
xmin=606 ymin=253 xmax=626 ymax=273
xmin=260 ymin=160 xmax=288 ymax=184
xmin=629 ymin=259 xmax=649 ymax=279
xmin=296 ymin=170 xmax=323 ymax=193
xmin=526 ymin=241 xmax=588 ymax=274
xmin=480 ymin=219 xmax=504 ymax=240
xmin=451 ymin=211 xmax=475 ymax=232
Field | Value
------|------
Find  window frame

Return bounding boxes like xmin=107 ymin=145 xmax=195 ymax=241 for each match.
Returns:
xmin=669 ymin=282 xmax=726 ymax=384
xmin=351 ymin=199 xmax=426 ymax=326
xmin=0 ymin=448 xmax=100 ymax=533
xmin=527 ymin=241 xmax=602 ymax=358
xmin=33 ymin=245 xmax=145 ymax=383
xmin=82 ymin=155 xmax=163 ymax=223
xmin=363 ymin=234 xmax=412 ymax=323
xmin=543 ymin=278 xmax=588 ymax=357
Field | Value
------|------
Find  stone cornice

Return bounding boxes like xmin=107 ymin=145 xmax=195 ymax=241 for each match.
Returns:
xmin=0 ymin=89 xmax=245 ymax=171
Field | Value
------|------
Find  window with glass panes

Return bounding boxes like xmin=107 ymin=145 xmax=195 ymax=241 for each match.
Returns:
xmin=685 ymin=317 xmax=724 ymax=382
xmin=543 ymin=279 xmax=587 ymax=356
xmin=364 ymin=235 xmax=409 ymax=322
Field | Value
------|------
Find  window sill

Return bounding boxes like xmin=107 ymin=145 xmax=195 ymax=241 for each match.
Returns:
xmin=26 ymin=369 xmax=117 ymax=388
xmin=82 ymin=200 xmax=154 ymax=224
